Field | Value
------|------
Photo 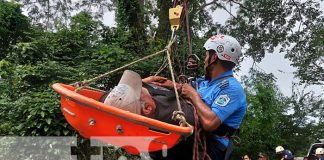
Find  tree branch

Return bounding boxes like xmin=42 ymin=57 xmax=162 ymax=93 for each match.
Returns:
xmin=199 ymin=0 xmax=218 ymax=11
xmin=198 ymin=0 xmax=239 ymax=20
xmin=216 ymin=3 xmax=237 ymax=20
xmin=227 ymin=0 xmax=255 ymax=13
xmin=291 ymin=0 xmax=303 ymax=33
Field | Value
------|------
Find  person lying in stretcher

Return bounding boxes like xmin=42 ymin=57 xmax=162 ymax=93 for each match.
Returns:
xmin=101 ymin=70 xmax=194 ymax=126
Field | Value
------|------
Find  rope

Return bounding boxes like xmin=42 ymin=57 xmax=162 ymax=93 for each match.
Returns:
xmin=71 ymin=0 xmax=193 ymax=131
xmin=172 ymin=0 xmax=177 ymax=7
xmin=172 ymin=111 xmax=191 ymax=127
xmin=192 ymin=107 xmax=211 ymax=160
xmin=82 ymin=86 xmax=105 ymax=93
xmin=166 ymin=36 xmax=190 ymax=128
xmin=154 ymin=59 xmax=168 ymax=76
xmin=184 ymin=0 xmax=193 ymax=56
xmin=71 ymin=43 xmax=176 ymax=89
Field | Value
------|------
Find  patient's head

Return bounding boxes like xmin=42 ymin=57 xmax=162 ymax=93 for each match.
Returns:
xmin=140 ymin=87 xmax=156 ymax=117
xmin=104 ymin=70 xmax=156 ymax=118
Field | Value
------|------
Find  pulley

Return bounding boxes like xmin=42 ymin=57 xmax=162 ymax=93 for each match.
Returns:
xmin=169 ymin=5 xmax=183 ymax=31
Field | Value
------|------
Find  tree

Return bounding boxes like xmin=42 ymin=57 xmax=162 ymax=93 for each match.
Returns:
xmin=16 ymin=0 xmax=114 ymax=30
xmin=115 ymin=0 xmax=148 ymax=55
xmin=155 ymin=0 xmax=171 ymax=41
xmin=1 ymin=0 xmax=323 ymax=159
xmin=286 ymin=26 xmax=324 ymax=85
xmin=232 ymin=69 xmax=288 ymax=159
xmin=0 ymin=0 xmax=30 ymax=59
xmin=232 ymin=69 xmax=323 ymax=158
xmin=0 ymin=10 xmax=140 ymax=158
xmin=279 ymin=83 xmax=324 ymax=155
xmin=226 ymin=0 xmax=323 ymax=85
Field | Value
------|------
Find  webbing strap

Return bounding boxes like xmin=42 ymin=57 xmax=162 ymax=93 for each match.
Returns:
xmin=224 ymin=139 xmax=233 ymax=160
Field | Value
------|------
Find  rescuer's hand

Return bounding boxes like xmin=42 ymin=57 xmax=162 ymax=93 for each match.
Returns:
xmin=181 ymin=84 xmax=200 ymax=103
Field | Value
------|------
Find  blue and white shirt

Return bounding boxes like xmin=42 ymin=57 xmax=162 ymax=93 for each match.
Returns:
xmin=195 ymin=70 xmax=247 ymax=147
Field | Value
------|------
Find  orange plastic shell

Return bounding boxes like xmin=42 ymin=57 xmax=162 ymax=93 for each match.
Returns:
xmin=52 ymin=83 xmax=192 ymax=154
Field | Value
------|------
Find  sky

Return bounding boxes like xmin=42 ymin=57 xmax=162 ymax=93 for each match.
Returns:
xmin=211 ymin=1 xmax=324 ymax=96
xmin=100 ymin=1 xmax=324 ymax=97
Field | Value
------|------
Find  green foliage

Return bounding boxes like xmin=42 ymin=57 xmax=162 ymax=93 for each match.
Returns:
xmin=232 ymin=69 xmax=323 ymax=159
xmin=1 ymin=12 xmax=115 ymax=136
xmin=115 ymin=0 xmax=148 ymax=55
xmin=279 ymin=83 xmax=324 ymax=155
xmin=232 ymin=70 xmax=287 ymax=159
xmin=0 ymin=0 xmax=30 ymax=59
xmin=0 ymin=0 xmax=323 ymax=159
xmin=226 ymin=0 xmax=323 ymax=85
xmin=286 ymin=26 xmax=324 ymax=85
xmin=17 ymin=0 xmax=324 ymax=85
xmin=0 ymin=10 xmax=160 ymax=158
xmin=17 ymin=0 xmax=113 ymax=30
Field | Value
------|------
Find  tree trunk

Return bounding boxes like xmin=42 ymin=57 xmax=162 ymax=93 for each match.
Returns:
xmin=156 ymin=0 xmax=171 ymax=41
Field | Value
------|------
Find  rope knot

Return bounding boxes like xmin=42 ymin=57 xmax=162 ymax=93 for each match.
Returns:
xmin=73 ymin=80 xmax=89 ymax=92
xmin=165 ymin=44 xmax=172 ymax=53
xmin=172 ymin=111 xmax=185 ymax=120
xmin=172 ymin=111 xmax=190 ymax=127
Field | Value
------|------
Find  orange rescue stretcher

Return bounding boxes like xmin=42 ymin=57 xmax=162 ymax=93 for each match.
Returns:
xmin=52 ymin=83 xmax=193 ymax=154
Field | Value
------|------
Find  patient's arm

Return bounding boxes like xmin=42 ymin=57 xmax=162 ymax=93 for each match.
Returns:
xmin=142 ymin=76 xmax=167 ymax=83
xmin=143 ymin=76 xmax=183 ymax=91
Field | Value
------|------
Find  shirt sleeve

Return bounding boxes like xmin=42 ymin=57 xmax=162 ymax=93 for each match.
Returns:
xmin=210 ymin=88 xmax=242 ymax=123
xmin=192 ymin=77 xmax=204 ymax=88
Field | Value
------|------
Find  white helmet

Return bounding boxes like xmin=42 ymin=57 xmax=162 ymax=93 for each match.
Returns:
xmin=203 ymin=34 xmax=242 ymax=65
xmin=275 ymin=146 xmax=285 ymax=153
xmin=316 ymin=147 xmax=324 ymax=155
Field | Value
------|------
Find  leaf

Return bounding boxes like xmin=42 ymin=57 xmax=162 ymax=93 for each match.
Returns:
xmin=63 ymin=130 xmax=69 ymax=135
xmin=40 ymin=111 xmax=45 ymax=118
xmin=46 ymin=118 xmax=52 ymax=125
xmin=44 ymin=126 xmax=49 ymax=132
xmin=27 ymin=114 xmax=32 ymax=120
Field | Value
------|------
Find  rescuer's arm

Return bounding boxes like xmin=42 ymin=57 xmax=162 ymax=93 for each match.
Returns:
xmin=181 ymin=84 xmax=221 ymax=132
xmin=182 ymin=83 xmax=245 ymax=133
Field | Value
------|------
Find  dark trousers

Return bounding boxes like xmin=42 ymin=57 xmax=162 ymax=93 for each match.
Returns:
xmin=150 ymin=136 xmax=229 ymax=160
xmin=149 ymin=136 xmax=194 ymax=160
xmin=206 ymin=139 xmax=227 ymax=160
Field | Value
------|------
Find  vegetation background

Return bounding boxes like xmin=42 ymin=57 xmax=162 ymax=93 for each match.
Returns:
xmin=0 ymin=0 xmax=323 ymax=159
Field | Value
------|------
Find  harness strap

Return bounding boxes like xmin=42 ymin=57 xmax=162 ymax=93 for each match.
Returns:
xmin=224 ymin=139 xmax=233 ymax=160
xmin=213 ymin=124 xmax=239 ymax=137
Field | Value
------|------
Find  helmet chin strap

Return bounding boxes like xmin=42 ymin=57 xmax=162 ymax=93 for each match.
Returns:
xmin=204 ymin=64 xmax=214 ymax=80
xmin=205 ymin=51 xmax=218 ymax=80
